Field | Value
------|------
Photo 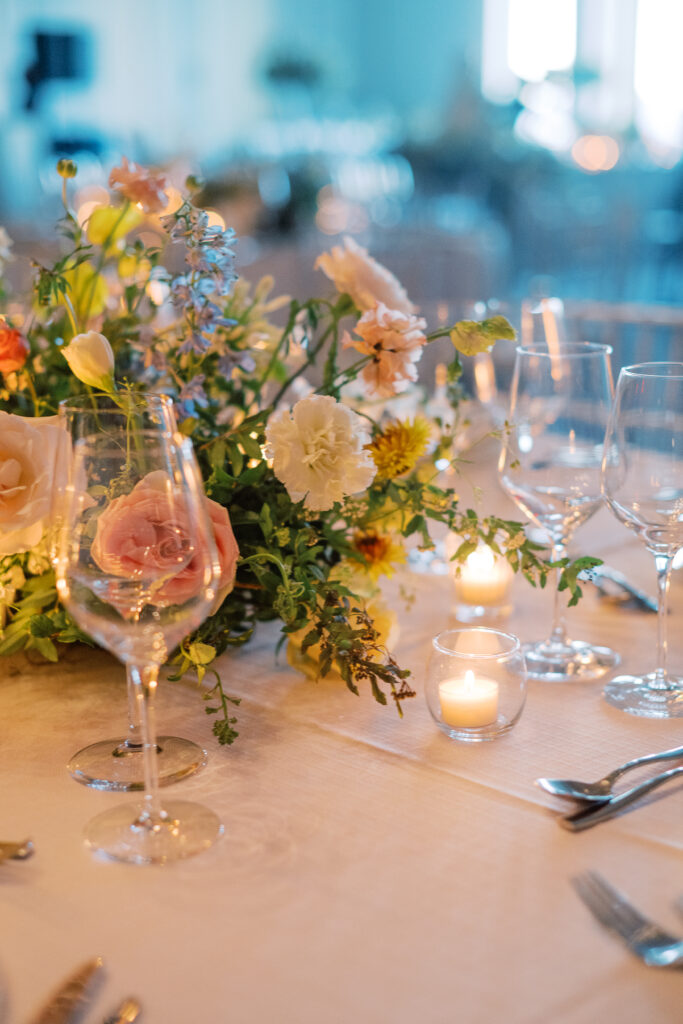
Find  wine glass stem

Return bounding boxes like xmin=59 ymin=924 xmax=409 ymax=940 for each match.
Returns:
xmin=653 ymin=553 xmax=673 ymax=688
xmin=549 ymin=541 xmax=569 ymax=646
xmin=124 ymin=664 xmax=143 ymax=748
xmin=129 ymin=663 xmax=164 ymax=822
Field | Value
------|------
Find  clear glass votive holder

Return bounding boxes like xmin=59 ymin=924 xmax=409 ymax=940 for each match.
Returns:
xmin=425 ymin=628 xmax=527 ymax=742
xmin=446 ymin=539 xmax=514 ymax=623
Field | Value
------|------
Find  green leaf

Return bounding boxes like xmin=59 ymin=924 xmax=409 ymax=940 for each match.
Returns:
xmin=29 ymin=614 xmax=56 ymax=638
xmin=29 ymin=636 xmax=58 ymax=662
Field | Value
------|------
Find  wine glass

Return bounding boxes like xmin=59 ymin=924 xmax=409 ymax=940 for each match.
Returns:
xmin=498 ymin=342 xmax=620 ymax=680
xmin=601 ymin=363 xmax=683 ymax=717
xmin=54 ymin=428 xmax=222 ymax=863
xmin=53 ymin=392 xmax=208 ymax=791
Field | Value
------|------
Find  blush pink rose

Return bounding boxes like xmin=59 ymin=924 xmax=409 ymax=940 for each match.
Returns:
xmin=91 ymin=473 xmax=238 ymax=608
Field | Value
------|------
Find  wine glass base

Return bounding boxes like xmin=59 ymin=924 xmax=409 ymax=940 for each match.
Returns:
xmin=603 ymin=674 xmax=683 ymax=718
xmin=522 ymin=639 xmax=620 ymax=682
xmin=84 ymin=799 xmax=223 ymax=864
xmin=67 ymin=736 xmax=207 ymax=791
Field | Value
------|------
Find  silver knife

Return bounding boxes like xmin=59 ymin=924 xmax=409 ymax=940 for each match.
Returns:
xmin=28 ymin=957 xmax=104 ymax=1024
xmin=586 ymin=564 xmax=658 ymax=613
xmin=561 ymin=764 xmax=683 ymax=831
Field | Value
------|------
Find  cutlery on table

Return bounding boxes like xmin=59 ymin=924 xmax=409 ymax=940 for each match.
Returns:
xmin=103 ymin=996 xmax=141 ymax=1024
xmin=560 ymin=764 xmax=683 ymax=831
xmin=572 ymin=870 xmax=683 ymax=967
xmin=27 ymin=957 xmax=104 ymax=1024
xmin=585 ymin=564 xmax=657 ymax=613
xmin=0 ymin=838 xmax=34 ymax=862
xmin=536 ymin=743 xmax=683 ymax=803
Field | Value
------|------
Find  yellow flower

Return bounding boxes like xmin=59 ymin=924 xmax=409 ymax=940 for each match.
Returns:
xmin=118 ymin=253 xmax=151 ymax=284
xmin=368 ymin=416 xmax=431 ymax=479
xmin=62 ymin=262 xmax=108 ymax=321
xmin=353 ymin=529 xmax=406 ymax=581
xmin=86 ymin=204 xmax=142 ymax=248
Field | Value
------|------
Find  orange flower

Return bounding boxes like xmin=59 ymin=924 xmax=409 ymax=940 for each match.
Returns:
xmin=108 ymin=156 xmax=168 ymax=213
xmin=0 ymin=323 xmax=29 ymax=374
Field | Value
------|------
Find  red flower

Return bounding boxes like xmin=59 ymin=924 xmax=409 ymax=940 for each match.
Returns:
xmin=0 ymin=325 xmax=29 ymax=374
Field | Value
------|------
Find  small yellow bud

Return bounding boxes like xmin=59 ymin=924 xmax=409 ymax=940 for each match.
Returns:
xmin=57 ymin=158 xmax=78 ymax=179
xmin=185 ymin=173 xmax=205 ymax=193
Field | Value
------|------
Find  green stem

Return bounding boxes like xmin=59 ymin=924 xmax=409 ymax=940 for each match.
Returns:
xmin=79 ymin=202 xmax=131 ymax=330
xmin=61 ymin=294 xmax=79 ymax=338
xmin=23 ymin=371 xmax=42 ymax=415
xmin=255 ymin=301 xmax=302 ymax=394
xmin=270 ymin=322 xmax=335 ymax=408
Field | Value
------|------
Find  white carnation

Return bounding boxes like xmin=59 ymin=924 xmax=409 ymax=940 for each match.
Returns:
xmin=315 ymin=236 xmax=416 ymax=315
xmin=265 ymin=395 xmax=376 ymax=511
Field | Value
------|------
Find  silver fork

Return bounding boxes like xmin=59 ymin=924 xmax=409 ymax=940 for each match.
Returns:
xmin=572 ymin=871 xmax=683 ymax=968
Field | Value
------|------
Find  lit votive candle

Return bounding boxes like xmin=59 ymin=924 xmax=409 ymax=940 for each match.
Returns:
xmin=453 ymin=545 xmax=514 ymax=607
xmin=438 ymin=668 xmax=499 ymax=728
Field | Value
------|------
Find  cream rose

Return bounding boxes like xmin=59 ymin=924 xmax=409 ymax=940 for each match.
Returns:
xmin=0 ymin=413 xmax=70 ymax=556
xmin=315 ymin=236 xmax=416 ymax=315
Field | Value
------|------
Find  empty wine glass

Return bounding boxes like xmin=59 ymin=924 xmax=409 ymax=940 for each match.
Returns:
xmin=54 ymin=428 xmax=222 ymax=863
xmin=601 ymin=363 xmax=683 ymax=717
xmin=53 ymin=392 xmax=208 ymax=790
xmin=499 ymin=342 xmax=620 ymax=680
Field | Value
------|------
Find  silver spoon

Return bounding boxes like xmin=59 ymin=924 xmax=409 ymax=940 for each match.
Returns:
xmin=561 ymin=764 xmax=683 ymax=831
xmin=536 ymin=743 xmax=683 ymax=802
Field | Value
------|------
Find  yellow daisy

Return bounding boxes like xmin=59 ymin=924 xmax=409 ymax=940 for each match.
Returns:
xmin=353 ymin=529 xmax=407 ymax=581
xmin=368 ymin=416 xmax=432 ymax=479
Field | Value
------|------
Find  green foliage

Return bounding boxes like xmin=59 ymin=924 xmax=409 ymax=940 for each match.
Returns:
xmin=0 ymin=159 xmax=598 ymax=748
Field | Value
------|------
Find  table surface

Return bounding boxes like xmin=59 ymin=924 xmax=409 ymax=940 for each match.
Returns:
xmin=2 ymin=447 xmax=683 ymax=1024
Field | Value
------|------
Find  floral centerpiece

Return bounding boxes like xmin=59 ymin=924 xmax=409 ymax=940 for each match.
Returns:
xmin=0 ymin=158 xmax=594 ymax=743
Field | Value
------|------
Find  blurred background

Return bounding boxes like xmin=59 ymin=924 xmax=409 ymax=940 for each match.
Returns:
xmin=0 ymin=0 xmax=681 ymax=367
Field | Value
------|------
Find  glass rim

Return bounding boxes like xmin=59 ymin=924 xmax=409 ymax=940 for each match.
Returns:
xmin=58 ymin=391 xmax=173 ymax=411
xmin=620 ymin=362 xmax=683 ymax=380
xmin=432 ymin=628 xmax=521 ymax=660
xmin=516 ymin=341 xmax=613 ymax=358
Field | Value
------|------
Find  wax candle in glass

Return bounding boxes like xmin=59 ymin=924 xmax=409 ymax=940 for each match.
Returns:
xmin=425 ymin=628 xmax=526 ymax=741
xmin=447 ymin=538 xmax=514 ymax=621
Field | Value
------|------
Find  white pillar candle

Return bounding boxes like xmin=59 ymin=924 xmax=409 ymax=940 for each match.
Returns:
xmin=453 ymin=546 xmax=514 ymax=607
xmin=438 ymin=669 xmax=499 ymax=728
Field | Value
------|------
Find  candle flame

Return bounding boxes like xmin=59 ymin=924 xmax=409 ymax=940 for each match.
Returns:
xmin=466 ymin=546 xmax=496 ymax=573
xmin=464 ymin=668 xmax=476 ymax=690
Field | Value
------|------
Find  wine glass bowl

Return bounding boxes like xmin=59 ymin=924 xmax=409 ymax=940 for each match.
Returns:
xmin=55 ymin=428 xmax=223 ymax=863
xmin=499 ymin=342 xmax=620 ymax=680
xmin=54 ymin=392 xmax=209 ymax=790
xmin=601 ymin=362 xmax=683 ymax=717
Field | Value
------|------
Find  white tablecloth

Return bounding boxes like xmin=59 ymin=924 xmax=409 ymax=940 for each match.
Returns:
xmin=2 ymin=456 xmax=683 ymax=1023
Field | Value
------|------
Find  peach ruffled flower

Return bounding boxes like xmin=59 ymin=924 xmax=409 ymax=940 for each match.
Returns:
xmin=342 ymin=302 xmax=427 ymax=398
xmin=315 ymin=236 xmax=416 ymax=315
xmin=108 ymin=156 xmax=169 ymax=214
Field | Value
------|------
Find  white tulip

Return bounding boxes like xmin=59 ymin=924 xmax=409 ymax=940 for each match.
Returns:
xmin=62 ymin=331 xmax=115 ymax=391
